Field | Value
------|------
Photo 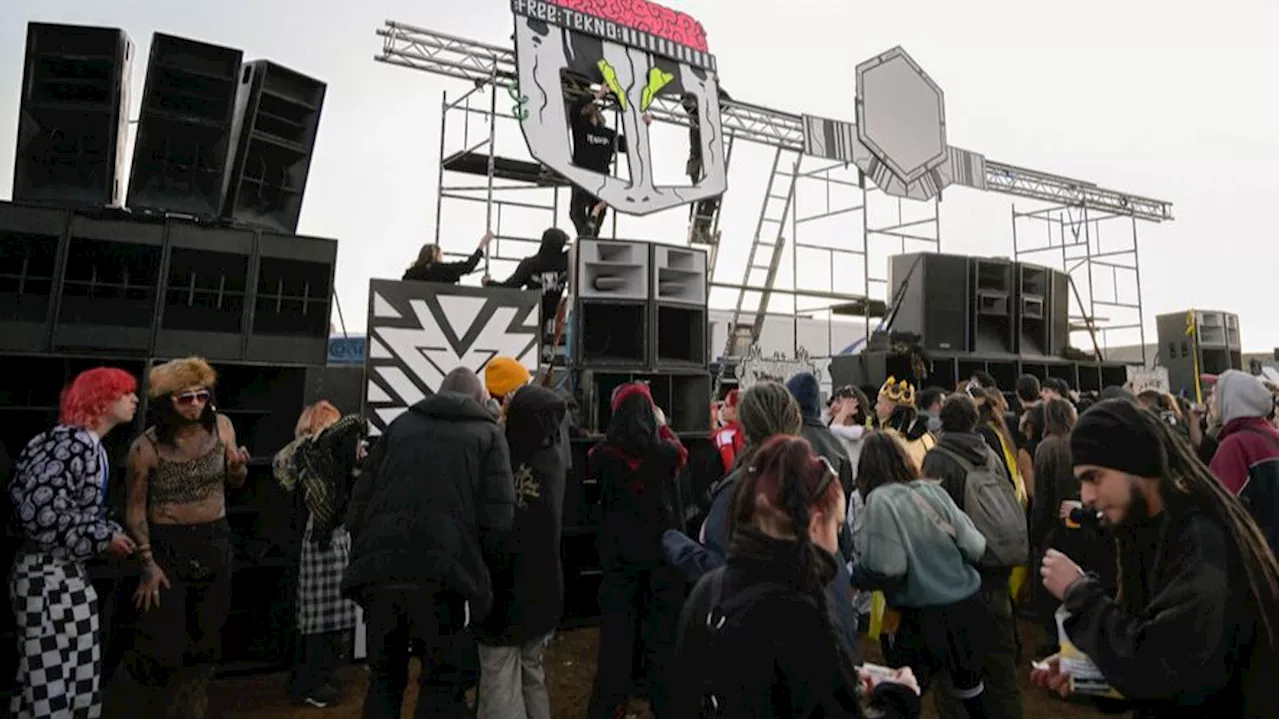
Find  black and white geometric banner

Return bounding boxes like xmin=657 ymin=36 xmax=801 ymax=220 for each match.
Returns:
xmin=362 ymin=280 xmax=541 ymax=436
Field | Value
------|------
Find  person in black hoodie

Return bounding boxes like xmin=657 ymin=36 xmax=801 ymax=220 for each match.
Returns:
xmin=784 ymin=372 xmax=855 ymax=497
xmin=566 ymin=84 xmax=651 ymax=237
xmin=343 ymin=367 xmax=515 ymax=719
xmin=672 ymin=435 xmax=921 ymax=718
xmin=484 ymin=227 xmax=570 ymax=364
xmin=1034 ymin=399 xmax=1278 ymax=718
xmin=586 ymin=382 xmax=685 ymax=719
xmin=474 ymin=385 xmax=568 ymax=719
xmin=920 ymin=394 xmax=1025 ymax=719
xmin=403 ymin=230 xmax=493 ymax=283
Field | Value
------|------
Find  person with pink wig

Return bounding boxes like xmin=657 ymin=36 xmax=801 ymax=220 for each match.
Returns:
xmin=8 ymin=367 xmax=140 ymax=718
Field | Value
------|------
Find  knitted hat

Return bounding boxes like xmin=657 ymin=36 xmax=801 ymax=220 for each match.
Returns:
xmin=484 ymin=357 xmax=531 ymax=398
xmin=785 ymin=372 xmax=822 ymax=419
xmin=611 ymin=382 xmax=653 ymax=412
xmin=1070 ymin=398 xmax=1162 ymax=477
xmin=148 ymin=357 xmax=216 ymax=398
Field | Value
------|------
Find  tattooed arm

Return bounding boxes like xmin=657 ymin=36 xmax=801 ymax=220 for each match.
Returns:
xmin=127 ymin=434 xmax=170 ymax=610
xmin=218 ymin=413 xmax=249 ymax=489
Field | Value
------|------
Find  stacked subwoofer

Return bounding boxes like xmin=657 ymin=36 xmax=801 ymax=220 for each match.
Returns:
xmin=570 ymin=238 xmax=711 ymax=433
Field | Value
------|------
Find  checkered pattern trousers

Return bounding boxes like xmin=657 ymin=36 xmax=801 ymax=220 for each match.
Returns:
xmin=8 ymin=552 xmax=101 ymax=719
xmin=297 ymin=517 xmax=357 ymax=636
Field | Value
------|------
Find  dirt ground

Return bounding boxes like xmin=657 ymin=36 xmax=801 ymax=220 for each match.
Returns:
xmin=209 ymin=620 xmax=1104 ymax=718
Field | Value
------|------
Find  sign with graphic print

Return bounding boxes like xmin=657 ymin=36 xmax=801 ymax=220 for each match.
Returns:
xmin=362 ymin=280 xmax=541 ymax=436
xmin=734 ymin=345 xmax=827 ymax=392
xmin=511 ymin=0 xmax=728 ymax=216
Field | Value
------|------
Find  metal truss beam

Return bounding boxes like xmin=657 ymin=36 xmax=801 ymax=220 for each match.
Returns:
xmin=376 ymin=20 xmax=1173 ymax=222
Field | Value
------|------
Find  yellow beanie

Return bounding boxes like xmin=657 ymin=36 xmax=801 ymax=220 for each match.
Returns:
xmin=485 ymin=357 xmax=531 ymax=398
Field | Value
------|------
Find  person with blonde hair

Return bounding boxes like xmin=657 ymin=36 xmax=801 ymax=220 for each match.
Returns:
xmin=274 ymin=400 xmax=366 ymax=707
xmin=403 ymin=230 xmax=493 ymax=284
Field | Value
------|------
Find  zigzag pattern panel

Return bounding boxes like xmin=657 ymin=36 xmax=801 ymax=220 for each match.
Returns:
xmin=362 ymin=280 xmax=541 ymax=436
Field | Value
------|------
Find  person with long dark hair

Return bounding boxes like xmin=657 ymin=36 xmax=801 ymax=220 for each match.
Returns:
xmin=852 ymin=432 xmax=995 ymax=719
xmin=672 ymin=435 xmax=921 ymax=718
xmin=111 ymin=357 xmax=249 ymax=718
xmin=1034 ymin=398 xmax=1278 ymax=717
xmin=9 ymin=368 xmax=140 ymax=718
xmin=586 ymin=382 xmax=685 ymax=718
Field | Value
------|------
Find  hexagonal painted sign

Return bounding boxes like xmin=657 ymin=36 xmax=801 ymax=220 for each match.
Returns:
xmin=855 ymin=47 xmax=948 ymax=186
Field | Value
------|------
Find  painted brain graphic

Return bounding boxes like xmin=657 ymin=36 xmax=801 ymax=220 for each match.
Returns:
xmin=546 ymin=0 xmax=708 ymax=51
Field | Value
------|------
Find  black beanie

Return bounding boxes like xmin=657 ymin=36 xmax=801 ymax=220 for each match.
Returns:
xmin=1070 ymin=398 xmax=1163 ymax=477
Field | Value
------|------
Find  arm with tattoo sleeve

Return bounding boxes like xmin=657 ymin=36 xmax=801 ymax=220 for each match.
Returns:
xmin=126 ymin=437 xmax=156 ymax=561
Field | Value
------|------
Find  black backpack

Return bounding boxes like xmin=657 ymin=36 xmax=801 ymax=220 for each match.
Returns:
xmin=685 ymin=567 xmax=793 ymax=717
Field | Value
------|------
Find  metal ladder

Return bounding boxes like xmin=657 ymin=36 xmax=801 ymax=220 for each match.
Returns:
xmin=714 ymin=147 xmax=802 ymax=393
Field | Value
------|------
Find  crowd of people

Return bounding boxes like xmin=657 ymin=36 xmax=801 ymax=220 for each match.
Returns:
xmin=2 ymin=347 xmax=1278 ymax=718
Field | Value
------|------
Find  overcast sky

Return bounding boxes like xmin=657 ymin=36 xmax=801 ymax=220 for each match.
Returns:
xmin=2 ymin=0 xmax=1277 ymax=353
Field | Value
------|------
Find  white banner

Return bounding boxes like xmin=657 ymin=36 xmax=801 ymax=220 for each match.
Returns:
xmin=1126 ymin=366 xmax=1169 ymax=393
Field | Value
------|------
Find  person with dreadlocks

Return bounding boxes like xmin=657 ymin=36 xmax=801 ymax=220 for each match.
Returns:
xmin=1033 ymin=398 xmax=1278 ymax=718
xmin=585 ymin=382 xmax=686 ymax=719
xmin=273 ymin=401 xmax=366 ymax=708
xmin=671 ymin=435 xmax=922 ymax=718
xmin=9 ymin=367 xmax=139 ymax=718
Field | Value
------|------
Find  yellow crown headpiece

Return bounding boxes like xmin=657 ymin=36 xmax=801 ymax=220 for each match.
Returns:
xmin=878 ymin=376 xmax=916 ymax=407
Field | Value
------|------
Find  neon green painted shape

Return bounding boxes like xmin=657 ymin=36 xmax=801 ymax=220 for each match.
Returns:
xmin=640 ymin=67 xmax=674 ymax=112
xmin=596 ymin=59 xmax=627 ymax=111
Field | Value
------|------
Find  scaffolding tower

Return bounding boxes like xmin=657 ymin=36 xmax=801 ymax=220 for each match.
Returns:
xmin=375 ymin=20 xmax=1170 ymax=365
xmin=1011 ymin=202 xmax=1150 ymax=365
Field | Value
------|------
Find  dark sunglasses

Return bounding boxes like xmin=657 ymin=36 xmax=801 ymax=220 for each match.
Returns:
xmin=174 ymin=390 xmax=211 ymax=406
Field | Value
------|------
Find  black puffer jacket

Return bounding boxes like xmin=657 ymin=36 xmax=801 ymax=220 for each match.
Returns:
xmin=474 ymin=386 xmax=569 ymax=646
xmin=672 ymin=528 xmax=920 ymax=718
xmin=343 ymin=392 xmax=515 ymax=619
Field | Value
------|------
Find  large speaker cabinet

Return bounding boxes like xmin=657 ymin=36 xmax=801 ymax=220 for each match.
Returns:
xmin=1156 ymin=310 xmax=1243 ymax=400
xmin=888 ymin=253 xmax=969 ymax=352
xmin=128 ymin=33 xmax=244 ymax=218
xmin=13 ymin=23 xmax=134 ymax=209
xmin=222 ymin=61 xmax=327 ymax=234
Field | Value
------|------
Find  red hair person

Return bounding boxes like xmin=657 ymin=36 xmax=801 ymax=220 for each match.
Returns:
xmin=9 ymin=367 xmax=140 ymax=717
xmin=673 ymin=435 xmax=920 ymax=717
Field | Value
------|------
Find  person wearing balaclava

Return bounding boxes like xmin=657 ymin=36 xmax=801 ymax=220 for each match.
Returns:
xmin=473 ymin=386 xmax=568 ymax=719
xmin=483 ymin=228 xmax=570 ymax=363
xmin=1207 ymin=370 xmax=1279 ymax=553
xmin=1033 ymin=398 xmax=1277 ymax=718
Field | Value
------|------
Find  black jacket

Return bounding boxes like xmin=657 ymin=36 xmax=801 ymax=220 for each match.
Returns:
xmin=570 ymin=93 xmax=626 ymax=173
xmin=799 ymin=419 xmax=855 ymax=497
xmin=342 ymin=392 xmax=515 ymax=619
xmin=474 ymin=387 xmax=569 ymax=646
xmin=672 ymin=529 xmax=919 ymax=719
xmin=402 ymin=248 xmax=483 ymax=284
xmin=590 ymin=440 xmax=683 ymax=567
xmin=1062 ymin=509 xmax=1275 ymax=719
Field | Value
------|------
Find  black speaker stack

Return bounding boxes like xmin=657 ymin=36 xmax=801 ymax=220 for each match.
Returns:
xmin=831 ymin=251 xmax=1128 ymax=395
xmin=1 ymin=21 xmax=337 ymax=685
xmin=13 ymin=22 xmax=326 ymax=233
xmin=569 ymin=238 xmax=712 ymax=435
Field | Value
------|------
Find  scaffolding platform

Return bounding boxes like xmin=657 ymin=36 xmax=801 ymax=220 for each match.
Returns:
xmin=441 ymin=150 xmax=567 ymax=187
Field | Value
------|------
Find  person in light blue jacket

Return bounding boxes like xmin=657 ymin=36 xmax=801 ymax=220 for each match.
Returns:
xmin=850 ymin=431 xmax=996 ymax=719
